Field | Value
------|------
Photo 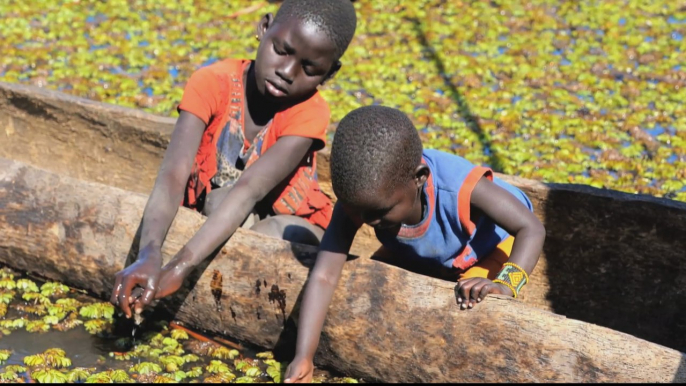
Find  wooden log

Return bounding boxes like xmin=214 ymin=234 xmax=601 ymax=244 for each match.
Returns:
xmin=3 ymin=82 xmax=686 ymax=353
xmin=1 ymin=158 xmax=685 ymax=383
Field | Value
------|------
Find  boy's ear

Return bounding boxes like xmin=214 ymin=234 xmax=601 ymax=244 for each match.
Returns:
xmin=256 ymin=13 xmax=275 ymax=41
xmin=320 ymin=60 xmax=342 ymax=86
xmin=413 ymin=164 xmax=430 ymax=188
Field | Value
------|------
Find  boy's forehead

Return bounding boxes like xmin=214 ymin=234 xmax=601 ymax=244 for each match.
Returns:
xmin=270 ymin=19 xmax=337 ymax=57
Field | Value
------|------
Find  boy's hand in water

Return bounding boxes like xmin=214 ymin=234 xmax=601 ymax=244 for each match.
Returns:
xmin=284 ymin=356 xmax=314 ymax=383
xmin=455 ymin=277 xmax=513 ymax=309
xmin=110 ymin=246 xmax=162 ymax=319
xmin=131 ymin=256 xmax=193 ymax=312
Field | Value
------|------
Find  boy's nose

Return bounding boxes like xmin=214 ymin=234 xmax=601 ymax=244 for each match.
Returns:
xmin=276 ymin=59 xmax=296 ymax=84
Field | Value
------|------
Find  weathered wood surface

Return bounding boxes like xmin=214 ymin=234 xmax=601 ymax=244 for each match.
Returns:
xmin=1 ymin=158 xmax=685 ymax=383
xmin=2 ymin=82 xmax=686 ymax=353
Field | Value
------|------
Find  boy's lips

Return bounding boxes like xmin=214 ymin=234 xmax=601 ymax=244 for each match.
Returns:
xmin=265 ymin=79 xmax=288 ymax=97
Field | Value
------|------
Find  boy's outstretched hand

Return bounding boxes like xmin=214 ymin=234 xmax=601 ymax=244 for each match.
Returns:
xmin=455 ymin=277 xmax=513 ymax=309
xmin=284 ymin=357 xmax=314 ymax=383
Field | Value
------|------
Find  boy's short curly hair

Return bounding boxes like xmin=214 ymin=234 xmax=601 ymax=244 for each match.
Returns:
xmin=331 ymin=106 xmax=423 ymax=203
xmin=274 ymin=0 xmax=357 ymax=59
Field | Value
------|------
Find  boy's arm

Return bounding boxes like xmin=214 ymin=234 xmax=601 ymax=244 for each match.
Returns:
xmin=111 ymin=111 xmax=205 ymax=317
xmin=456 ymin=177 xmax=545 ymax=306
xmin=146 ymin=135 xmax=317 ymax=299
xmin=285 ymin=203 xmax=359 ymax=383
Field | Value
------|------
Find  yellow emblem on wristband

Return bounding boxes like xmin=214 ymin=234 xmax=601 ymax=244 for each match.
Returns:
xmin=495 ymin=262 xmax=529 ymax=298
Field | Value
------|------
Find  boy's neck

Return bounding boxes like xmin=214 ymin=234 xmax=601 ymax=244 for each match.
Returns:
xmin=404 ymin=185 xmax=426 ymax=226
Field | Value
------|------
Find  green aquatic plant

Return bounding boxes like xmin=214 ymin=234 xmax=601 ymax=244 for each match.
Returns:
xmin=129 ymin=362 xmax=163 ymax=376
xmin=0 ymin=278 xmax=16 ymax=290
xmin=205 ymin=360 xmax=231 ymax=375
xmin=4 ymin=365 xmax=25 ymax=374
xmin=204 ymin=372 xmax=237 ymax=383
xmin=0 ymin=318 xmax=26 ymax=330
xmin=161 ymin=371 xmax=187 ymax=382
xmin=182 ymin=354 xmax=200 ymax=364
xmin=210 ymin=346 xmax=239 ymax=360
xmin=24 ymin=305 xmax=47 ymax=316
xmin=52 ymin=313 xmax=83 ymax=332
xmin=0 ymin=290 xmax=15 ymax=305
xmin=151 ymin=375 xmax=176 ymax=383
xmin=22 ymin=292 xmax=51 ymax=305
xmin=170 ymin=329 xmax=189 ymax=340
xmin=78 ymin=302 xmax=114 ymax=320
xmin=159 ymin=355 xmax=185 ymax=372
xmin=244 ymin=365 xmax=261 ymax=377
xmin=0 ymin=370 xmax=20 ymax=382
xmin=31 ymin=368 xmax=68 ymax=383
xmin=234 ymin=359 xmax=249 ymax=371
xmin=55 ymin=298 xmax=81 ymax=309
xmin=185 ymin=367 xmax=203 ymax=378
xmin=26 ymin=320 xmax=50 ymax=333
xmin=264 ymin=360 xmax=283 ymax=383
xmin=234 ymin=376 xmax=256 ymax=383
xmin=24 ymin=354 xmax=45 ymax=367
xmin=66 ymin=368 xmax=94 ymax=382
xmin=85 ymin=372 xmax=112 ymax=383
xmin=0 ymin=350 xmax=11 ymax=364
xmin=83 ymin=319 xmax=110 ymax=334
xmin=40 ymin=282 xmax=70 ymax=297
xmin=15 ymin=279 xmax=39 ymax=293
xmin=256 ymin=351 xmax=274 ymax=359
xmin=145 ymin=332 xmax=166 ymax=347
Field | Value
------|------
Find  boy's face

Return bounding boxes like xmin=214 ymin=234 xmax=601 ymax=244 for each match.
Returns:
xmin=254 ymin=15 xmax=340 ymax=104
xmin=342 ymin=167 xmax=429 ymax=233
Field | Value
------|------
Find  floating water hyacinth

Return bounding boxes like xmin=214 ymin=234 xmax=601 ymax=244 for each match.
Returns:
xmin=0 ymin=0 xmax=684 ymax=202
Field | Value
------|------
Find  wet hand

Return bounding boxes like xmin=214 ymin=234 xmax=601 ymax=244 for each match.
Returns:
xmin=284 ymin=356 xmax=314 ymax=383
xmin=455 ymin=277 xmax=513 ymax=310
xmin=110 ymin=248 xmax=162 ymax=319
xmin=131 ymin=259 xmax=191 ymax=313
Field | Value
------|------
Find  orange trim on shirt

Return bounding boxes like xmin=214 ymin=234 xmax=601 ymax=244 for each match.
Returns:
xmin=452 ymin=245 xmax=474 ymax=270
xmin=457 ymin=166 xmax=493 ymax=236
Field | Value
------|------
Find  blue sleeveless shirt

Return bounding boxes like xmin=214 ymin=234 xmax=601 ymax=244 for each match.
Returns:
xmin=374 ymin=149 xmax=533 ymax=271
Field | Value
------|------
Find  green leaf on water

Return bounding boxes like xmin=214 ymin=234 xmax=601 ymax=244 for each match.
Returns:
xmin=67 ymin=368 xmax=93 ymax=382
xmin=32 ymin=368 xmax=68 ymax=383
xmin=16 ymin=279 xmax=39 ymax=293
xmin=0 ymin=349 xmax=11 ymax=363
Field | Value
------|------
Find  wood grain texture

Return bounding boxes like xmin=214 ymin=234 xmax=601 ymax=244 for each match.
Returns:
xmin=1 ymin=158 xmax=685 ymax=383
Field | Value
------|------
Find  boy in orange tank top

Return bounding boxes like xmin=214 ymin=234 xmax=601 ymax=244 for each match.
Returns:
xmin=110 ymin=0 xmax=358 ymax=319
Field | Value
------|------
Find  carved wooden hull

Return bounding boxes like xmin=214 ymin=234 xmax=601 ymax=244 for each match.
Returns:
xmin=1 ymin=82 xmax=686 ymax=378
xmin=1 ymin=158 xmax=685 ymax=382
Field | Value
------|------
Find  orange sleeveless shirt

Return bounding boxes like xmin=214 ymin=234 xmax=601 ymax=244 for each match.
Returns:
xmin=177 ymin=59 xmax=333 ymax=229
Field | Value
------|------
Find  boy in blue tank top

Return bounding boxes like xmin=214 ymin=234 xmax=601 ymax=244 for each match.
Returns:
xmin=284 ymin=105 xmax=546 ymax=383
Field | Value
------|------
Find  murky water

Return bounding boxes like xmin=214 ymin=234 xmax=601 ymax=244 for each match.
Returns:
xmin=0 ymin=266 xmax=358 ymax=383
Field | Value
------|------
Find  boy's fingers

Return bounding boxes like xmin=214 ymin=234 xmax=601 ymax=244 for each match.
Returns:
xmin=470 ymin=282 xmax=486 ymax=303
xmin=478 ymin=284 xmax=492 ymax=302
xmin=110 ymin=274 xmax=124 ymax=305
xmin=117 ymin=277 xmax=135 ymax=318
xmin=284 ymin=369 xmax=302 ymax=383
xmin=458 ymin=280 xmax=474 ymax=301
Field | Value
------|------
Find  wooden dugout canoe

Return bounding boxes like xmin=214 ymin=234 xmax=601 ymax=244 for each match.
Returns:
xmin=1 ymin=157 xmax=685 ymax=383
xmin=0 ymin=82 xmax=686 ymax=380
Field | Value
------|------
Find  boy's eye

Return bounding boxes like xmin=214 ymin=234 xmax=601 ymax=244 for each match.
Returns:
xmin=272 ymin=43 xmax=286 ymax=55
